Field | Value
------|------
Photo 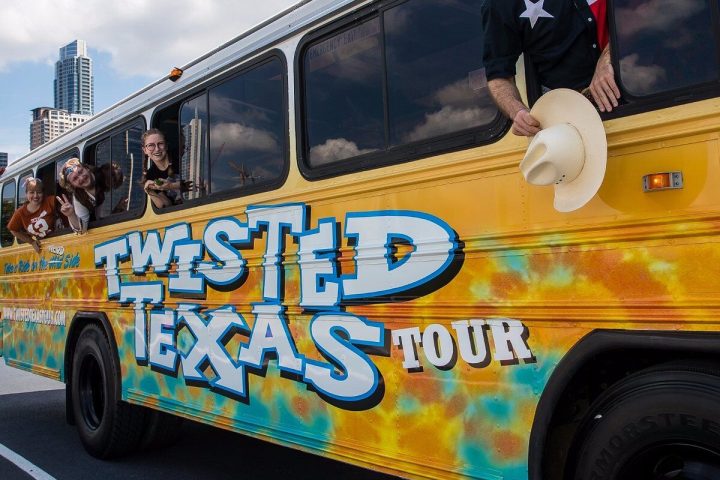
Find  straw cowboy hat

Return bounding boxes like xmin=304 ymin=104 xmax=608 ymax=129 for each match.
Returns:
xmin=520 ymin=88 xmax=608 ymax=212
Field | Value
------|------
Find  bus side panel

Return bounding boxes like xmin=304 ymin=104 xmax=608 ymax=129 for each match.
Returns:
xmin=0 ymin=248 xmax=71 ymax=380
xmin=89 ymin=103 xmax=720 ymax=479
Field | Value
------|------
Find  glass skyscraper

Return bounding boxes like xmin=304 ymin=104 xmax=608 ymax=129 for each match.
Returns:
xmin=54 ymin=40 xmax=94 ymax=116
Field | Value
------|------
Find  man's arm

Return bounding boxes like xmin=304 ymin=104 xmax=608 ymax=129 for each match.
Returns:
xmin=488 ymin=77 xmax=542 ymax=137
xmin=588 ymin=44 xmax=620 ymax=112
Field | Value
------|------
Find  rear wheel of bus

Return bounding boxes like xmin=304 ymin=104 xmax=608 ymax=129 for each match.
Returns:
xmin=71 ymin=323 xmax=145 ymax=458
xmin=570 ymin=362 xmax=720 ymax=479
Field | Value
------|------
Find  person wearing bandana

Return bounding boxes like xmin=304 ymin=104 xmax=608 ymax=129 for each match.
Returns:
xmin=481 ymin=0 xmax=619 ymax=136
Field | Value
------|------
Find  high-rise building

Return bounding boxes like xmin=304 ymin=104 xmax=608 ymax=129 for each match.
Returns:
xmin=30 ymin=107 xmax=90 ymax=150
xmin=0 ymin=153 xmax=7 ymax=169
xmin=54 ymin=40 xmax=94 ymax=116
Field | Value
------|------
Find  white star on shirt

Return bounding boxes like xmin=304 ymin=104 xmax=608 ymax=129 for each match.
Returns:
xmin=519 ymin=0 xmax=554 ymax=29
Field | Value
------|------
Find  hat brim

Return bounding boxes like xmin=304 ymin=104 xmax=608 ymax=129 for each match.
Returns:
xmin=529 ymin=89 xmax=607 ymax=212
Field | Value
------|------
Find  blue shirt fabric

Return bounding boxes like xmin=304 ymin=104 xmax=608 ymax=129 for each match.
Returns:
xmin=481 ymin=0 xmax=602 ymax=91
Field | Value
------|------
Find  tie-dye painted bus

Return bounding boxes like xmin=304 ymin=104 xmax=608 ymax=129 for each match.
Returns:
xmin=1 ymin=1 xmax=720 ymax=478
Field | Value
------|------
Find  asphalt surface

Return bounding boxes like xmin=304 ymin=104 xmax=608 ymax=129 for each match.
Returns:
xmin=0 ymin=362 xmax=399 ymax=480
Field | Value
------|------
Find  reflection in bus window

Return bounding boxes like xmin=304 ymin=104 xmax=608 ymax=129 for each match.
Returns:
xmin=208 ymin=58 xmax=285 ymax=195
xmin=614 ymin=0 xmax=719 ymax=96
xmin=1 ymin=180 xmax=16 ymax=247
xmin=94 ymin=122 xmax=145 ymax=221
xmin=180 ymin=94 xmax=209 ymax=200
xmin=305 ymin=18 xmax=384 ymax=165
xmin=303 ymin=0 xmax=496 ymax=168
xmin=385 ymin=0 xmax=495 ymax=146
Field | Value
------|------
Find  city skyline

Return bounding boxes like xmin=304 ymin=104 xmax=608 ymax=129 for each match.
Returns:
xmin=0 ymin=0 xmax=297 ymax=164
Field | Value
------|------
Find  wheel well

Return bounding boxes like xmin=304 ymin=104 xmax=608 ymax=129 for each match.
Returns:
xmin=529 ymin=329 xmax=720 ymax=480
xmin=64 ymin=312 xmax=116 ymax=425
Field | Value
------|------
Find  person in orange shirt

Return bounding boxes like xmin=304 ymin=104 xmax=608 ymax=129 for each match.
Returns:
xmin=7 ymin=178 xmax=79 ymax=253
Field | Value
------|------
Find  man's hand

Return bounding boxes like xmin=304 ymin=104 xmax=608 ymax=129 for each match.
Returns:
xmin=512 ymin=108 xmax=542 ymax=137
xmin=488 ymin=78 xmax=542 ymax=138
xmin=589 ymin=45 xmax=620 ymax=112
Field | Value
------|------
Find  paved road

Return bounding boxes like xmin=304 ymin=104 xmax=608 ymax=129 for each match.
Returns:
xmin=0 ymin=361 xmax=399 ymax=480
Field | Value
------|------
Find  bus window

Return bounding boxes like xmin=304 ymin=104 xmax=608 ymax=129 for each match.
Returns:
xmin=301 ymin=0 xmax=498 ymax=173
xmin=1 ymin=179 xmax=16 ymax=247
xmin=42 ymin=149 xmax=79 ymax=201
xmin=614 ymin=0 xmax=719 ymax=97
xmin=179 ymin=93 xmax=209 ymax=200
xmin=304 ymin=17 xmax=385 ymax=166
xmin=176 ymin=56 xmax=287 ymax=201
xmin=88 ymin=120 xmax=145 ymax=222
xmin=384 ymin=0 xmax=495 ymax=146
xmin=207 ymin=57 xmax=286 ymax=195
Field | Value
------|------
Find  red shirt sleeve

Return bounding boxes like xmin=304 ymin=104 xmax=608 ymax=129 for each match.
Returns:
xmin=7 ymin=207 xmax=26 ymax=232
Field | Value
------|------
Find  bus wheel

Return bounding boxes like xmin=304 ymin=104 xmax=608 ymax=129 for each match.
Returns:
xmin=71 ymin=324 xmax=144 ymax=458
xmin=570 ymin=363 xmax=720 ymax=480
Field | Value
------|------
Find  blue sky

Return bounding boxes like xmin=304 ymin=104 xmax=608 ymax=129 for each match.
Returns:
xmin=0 ymin=0 xmax=295 ymax=164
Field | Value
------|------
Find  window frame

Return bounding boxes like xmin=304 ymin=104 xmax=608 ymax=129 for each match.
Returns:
xmin=80 ymin=117 xmax=147 ymax=229
xmin=1 ymin=178 xmax=17 ymax=248
xmin=295 ymin=0 xmax=507 ymax=181
xmin=604 ymin=0 xmax=720 ymax=118
xmin=149 ymin=50 xmax=290 ymax=214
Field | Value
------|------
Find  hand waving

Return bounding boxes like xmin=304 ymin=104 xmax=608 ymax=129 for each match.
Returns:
xmin=56 ymin=194 xmax=75 ymax=216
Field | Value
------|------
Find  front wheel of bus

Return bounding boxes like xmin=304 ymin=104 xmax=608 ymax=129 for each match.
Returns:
xmin=71 ymin=324 xmax=144 ymax=458
xmin=570 ymin=363 xmax=720 ymax=480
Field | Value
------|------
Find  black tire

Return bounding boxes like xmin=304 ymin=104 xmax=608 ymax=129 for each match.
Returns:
xmin=139 ymin=409 xmax=184 ymax=451
xmin=71 ymin=324 xmax=145 ymax=459
xmin=569 ymin=362 xmax=720 ymax=480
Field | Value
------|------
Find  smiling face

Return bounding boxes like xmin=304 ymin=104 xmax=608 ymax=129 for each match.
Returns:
xmin=143 ymin=133 xmax=168 ymax=166
xmin=65 ymin=164 xmax=93 ymax=190
xmin=25 ymin=183 xmax=43 ymax=207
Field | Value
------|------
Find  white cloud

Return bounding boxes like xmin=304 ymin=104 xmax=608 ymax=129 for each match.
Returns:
xmin=309 ymin=138 xmax=376 ymax=166
xmin=616 ymin=0 xmax=705 ymax=39
xmin=404 ymin=106 xmax=494 ymax=143
xmin=619 ymin=54 xmax=666 ymax=95
xmin=210 ymin=122 xmax=279 ymax=153
xmin=0 ymin=0 xmax=296 ymax=77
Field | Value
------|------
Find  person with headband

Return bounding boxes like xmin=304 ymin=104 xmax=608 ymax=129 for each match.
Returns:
xmin=59 ymin=157 xmax=127 ymax=233
xmin=7 ymin=177 xmax=79 ymax=253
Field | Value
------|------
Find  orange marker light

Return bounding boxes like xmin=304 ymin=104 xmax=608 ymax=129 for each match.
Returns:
xmin=169 ymin=67 xmax=184 ymax=82
xmin=643 ymin=171 xmax=683 ymax=192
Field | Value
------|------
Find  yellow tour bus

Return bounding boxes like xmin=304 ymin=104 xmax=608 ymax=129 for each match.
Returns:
xmin=2 ymin=0 xmax=720 ymax=479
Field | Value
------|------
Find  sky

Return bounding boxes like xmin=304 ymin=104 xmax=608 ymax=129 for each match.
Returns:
xmin=0 ymin=0 xmax=296 ymax=164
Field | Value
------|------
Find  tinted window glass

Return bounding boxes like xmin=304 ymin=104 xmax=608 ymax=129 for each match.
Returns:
xmin=301 ymin=0 xmax=497 ymax=170
xmin=93 ymin=121 xmax=145 ymax=221
xmin=179 ymin=94 xmax=209 ymax=199
xmin=208 ymin=58 xmax=286 ymax=193
xmin=385 ymin=0 xmax=494 ymax=145
xmin=304 ymin=18 xmax=385 ymax=166
xmin=615 ymin=0 xmax=719 ymax=96
xmin=1 ymin=180 xmax=16 ymax=247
